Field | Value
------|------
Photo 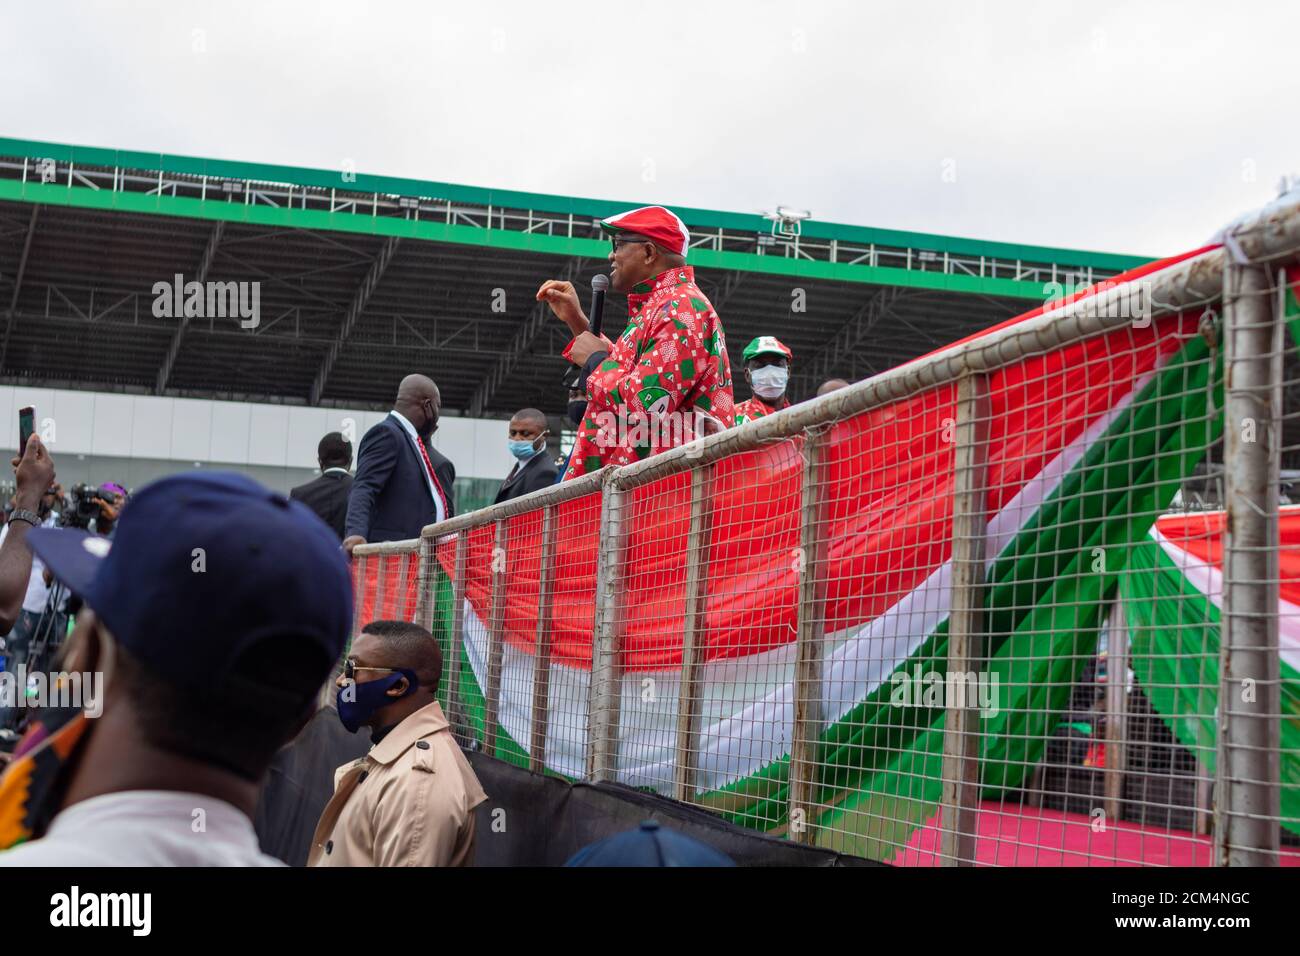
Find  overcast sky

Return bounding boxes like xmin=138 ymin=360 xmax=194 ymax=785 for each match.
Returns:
xmin=3 ymin=1 xmax=1296 ymax=257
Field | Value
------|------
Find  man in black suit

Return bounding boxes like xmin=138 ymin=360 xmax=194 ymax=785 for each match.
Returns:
xmin=289 ymin=432 xmax=354 ymax=540
xmin=342 ymin=375 xmax=456 ymax=556
xmin=495 ymin=408 xmax=558 ymax=503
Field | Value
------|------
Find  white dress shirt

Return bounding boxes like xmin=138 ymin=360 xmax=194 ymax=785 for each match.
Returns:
xmin=388 ymin=410 xmax=447 ymax=525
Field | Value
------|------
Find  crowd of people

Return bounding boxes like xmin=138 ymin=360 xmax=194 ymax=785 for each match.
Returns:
xmin=0 ymin=453 xmax=486 ymax=866
xmin=0 ymin=201 xmax=853 ymax=868
xmin=0 ymin=463 xmax=125 ymax=736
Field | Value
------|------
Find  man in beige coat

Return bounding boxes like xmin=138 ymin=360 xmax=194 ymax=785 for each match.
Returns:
xmin=308 ymin=620 xmax=486 ymax=867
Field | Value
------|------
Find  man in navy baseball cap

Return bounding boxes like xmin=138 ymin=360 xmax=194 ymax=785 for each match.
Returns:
xmin=0 ymin=472 xmax=353 ymax=867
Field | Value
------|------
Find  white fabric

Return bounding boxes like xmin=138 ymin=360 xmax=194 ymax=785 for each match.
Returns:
xmin=0 ymin=791 xmax=283 ymax=867
xmin=750 ymin=365 xmax=789 ymax=399
xmin=388 ymin=410 xmax=446 ymax=524
xmin=1152 ymin=528 xmax=1300 ymax=673
xmin=461 ymin=380 xmax=1146 ymax=792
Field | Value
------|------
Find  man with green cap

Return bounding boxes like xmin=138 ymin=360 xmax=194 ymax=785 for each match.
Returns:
xmin=733 ymin=335 xmax=793 ymax=425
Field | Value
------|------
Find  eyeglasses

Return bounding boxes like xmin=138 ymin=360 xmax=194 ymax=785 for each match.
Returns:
xmin=611 ymin=237 xmax=651 ymax=252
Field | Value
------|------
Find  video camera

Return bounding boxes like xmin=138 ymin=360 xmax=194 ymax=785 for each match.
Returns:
xmin=58 ymin=483 xmax=120 ymax=530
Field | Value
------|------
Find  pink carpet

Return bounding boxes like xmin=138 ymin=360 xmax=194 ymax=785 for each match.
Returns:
xmin=892 ymin=801 xmax=1300 ymax=866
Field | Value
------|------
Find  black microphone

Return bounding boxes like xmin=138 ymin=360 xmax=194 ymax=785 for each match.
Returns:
xmin=589 ymin=273 xmax=609 ymax=338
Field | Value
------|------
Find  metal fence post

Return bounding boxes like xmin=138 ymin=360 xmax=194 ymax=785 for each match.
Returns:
xmin=1103 ymin=603 xmax=1129 ymax=826
xmin=674 ymin=465 xmax=712 ymax=802
xmin=1217 ymin=259 xmax=1282 ymax=865
xmin=373 ymin=551 xmax=389 ymax=619
xmin=414 ymin=536 xmax=435 ymax=633
xmin=484 ymin=520 xmax=509 ymax=757
xmin=448 ymin=532 xmax=469 ymax=743
xmin=940 ymin=373 xmax=989 ymax=865
xmin=350 ymin=552 xmax=367 ymax=643
xmin=587 ymin=481 xmax=626 ymax=782
xmin=789 ymin=431 xmax=828 ymax=845
xmin=414 ymin=536 xmax=449 ymax=724
xmin=529 ymin=506 xmax=557 ymax=773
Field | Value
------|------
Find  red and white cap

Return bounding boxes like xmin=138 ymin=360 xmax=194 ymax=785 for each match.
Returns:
xmin=600 ymin=205 xmax=691 ymax=258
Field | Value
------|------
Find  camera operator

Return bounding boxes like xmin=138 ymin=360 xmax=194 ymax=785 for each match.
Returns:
xmin=94 ymin=482 xmax=127 ymax=536
xmin=47 ymin=483 xmax=128 ymax=644
xmin=60 ymin=482 xmax=127 ymax=537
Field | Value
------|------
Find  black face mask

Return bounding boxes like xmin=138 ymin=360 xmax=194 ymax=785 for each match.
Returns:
xmin=417 ymin=398 xmax=439 ymax=441
xmin=566 ymin=400 xmax=588 ymax=427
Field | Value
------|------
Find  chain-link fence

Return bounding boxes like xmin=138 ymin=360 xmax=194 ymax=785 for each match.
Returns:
xmin=352 ymin=195 xmax=1300 ymax=866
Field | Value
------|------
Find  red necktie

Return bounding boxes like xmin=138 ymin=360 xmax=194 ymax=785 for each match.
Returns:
xmin=414 ymin=437 xmax=450 ymax=522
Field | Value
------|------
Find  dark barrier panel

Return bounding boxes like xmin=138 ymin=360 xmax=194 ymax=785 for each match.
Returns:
xmin=467 ymin=751 xmax=879 ymax=867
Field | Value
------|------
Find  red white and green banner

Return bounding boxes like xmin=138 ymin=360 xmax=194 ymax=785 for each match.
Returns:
xmin=1122 ymin=509 xmax=1300 ymax=832
xmin=356 ymin=255 xmax=1300 ymax=856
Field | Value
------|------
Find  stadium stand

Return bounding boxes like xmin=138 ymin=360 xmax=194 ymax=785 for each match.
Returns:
xmin=0 ymin=138 xmax=1148 ymax=417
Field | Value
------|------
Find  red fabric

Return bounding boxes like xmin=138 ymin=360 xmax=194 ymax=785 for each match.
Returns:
xmin=601 ymin=205 xmax=690 ymax=257
xmin=352 ymin=551 xmax=420 ymax=626
xmin=733 ymin=394 xmax=790 ymax=425
xmin=562 ymin=266 xmax=734 ymax=480
xmin=424 ymin=251 xmax=1211 ymax=671
xmin=1155 ymin=508 xmax=1300 ymax=607
xmin=909 ymin=244 xmax=1217 ymax=363
xmin=438 ymin=314 xmax=1191 ymax=670
xmin=413 ymin=434 xmax=450 ymax=521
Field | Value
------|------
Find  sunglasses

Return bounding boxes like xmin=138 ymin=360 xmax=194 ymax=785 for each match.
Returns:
xmin=343 ymin=658 xmax=419 ymax=687
xmin=611 ymin=237 xmax=652 ymax=252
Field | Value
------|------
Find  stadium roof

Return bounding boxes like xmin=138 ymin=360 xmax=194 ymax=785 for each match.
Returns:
xmin=0 ymin=137 xmax=1152 ymax=417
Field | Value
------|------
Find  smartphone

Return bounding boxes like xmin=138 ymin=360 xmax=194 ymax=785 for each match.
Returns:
xmin=18 ymin=406 xmax=34 ymax=456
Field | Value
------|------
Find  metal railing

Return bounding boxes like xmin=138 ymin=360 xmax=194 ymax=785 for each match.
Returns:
xmin=352 ymin=194 xmax=1300 ymax=865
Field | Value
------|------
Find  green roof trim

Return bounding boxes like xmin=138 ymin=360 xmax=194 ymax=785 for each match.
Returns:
xmin=0 ymin=177 xmax=1054 ymax=300
xmin=0 ymin=136 xmax=1152 ymax=272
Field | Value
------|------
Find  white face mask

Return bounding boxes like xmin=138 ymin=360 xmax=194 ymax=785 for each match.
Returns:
xmin=750 ymin=365 xmax=789 ymax=400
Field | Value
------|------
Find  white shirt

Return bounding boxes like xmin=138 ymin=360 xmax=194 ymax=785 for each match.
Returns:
xmin=0 ymin=514 xmax=59 ymax=614
xmin=388 ymin=410 xmax=447 ymax=524
xmin=0 ymin=791 xmax=283 ymax=867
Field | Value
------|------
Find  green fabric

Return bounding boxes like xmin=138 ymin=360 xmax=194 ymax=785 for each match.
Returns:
xmin=715 ymin=331 xmax=1222 ymax=857
xmin=436 ymin=330 xmax=1227 ymax=860
xmin=1119 ymin=539 xmax=1300 ymax=836
xmin=429 ymin=565 xmax=534 ymax=772
xmin=1286 ymin=276 xmax=1300 ymax=353
xmin=742 ymin=334 xmax=791 ymax=362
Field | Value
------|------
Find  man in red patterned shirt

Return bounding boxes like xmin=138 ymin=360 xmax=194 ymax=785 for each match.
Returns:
xmin=537 ymin=206 xmax=734 ymax=480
